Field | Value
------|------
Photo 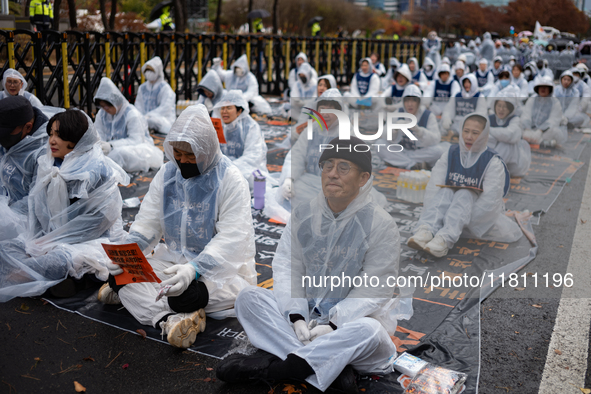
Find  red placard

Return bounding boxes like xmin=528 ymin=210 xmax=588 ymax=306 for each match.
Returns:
xmin=210 ymin=118 xmax=226 ymax=144
xmin=102 ymin=243 xmax=161 ymax=286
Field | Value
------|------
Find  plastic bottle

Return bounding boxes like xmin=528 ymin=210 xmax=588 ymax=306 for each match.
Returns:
xmin=253 ymin=170 xmax=266 ymax=210
xmin=397 ymin=173 xmax=403 ymax=199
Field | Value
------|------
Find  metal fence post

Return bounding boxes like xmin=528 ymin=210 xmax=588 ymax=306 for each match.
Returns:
xmin=223 ymin=35 xmax=228 ymax=70
xmin=352 ymin=40 xmax=357 ymax=74
xmin=61 ymin=32 xmax=70 ymax=108
xmin=105 ymin=33 xmax=111 ymax=79
xmin=140 ymin=34 xmax=146 ymax=84
xmin=361 ymin=39 xmax=366 ymax=60
xmin=314 ymin=39 xmax=319 ymax=73
xmin=170 ymin=35 xmax=176 ymax=92
xmin=285 ymin=39 xmax=290 ymax=81
xmin=326 ymin=40 xmax=332 ymax=76
xmin=267 ymin=37 xmax=273 ymax=86
xmin=185 ymin=34 xmax=192 ymax=100
xmin=246 ymin=38 xmax=250 ymax=65
xmin=7 ymin=31 xmax=14 ymax=69
xmin=197 ymin=38 xmax=203 ymax=83
xmin=340 ymin=41 xmax=345 ymax=76
xmin=34 ymin=32 xmax=44 ymax=103
xmin=84 ymin=32 xmax=91 ymax=113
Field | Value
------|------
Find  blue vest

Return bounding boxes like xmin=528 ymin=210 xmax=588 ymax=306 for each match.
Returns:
xmin=454 ymin=92 xmax=480 ymax=117
xmin=446 ymin=144 xmax=510 ymax=196
xmin=412 ymin=70 xmax=423 ymax=83
xmin=434 ymin=80 xmax=453 ymax=102
xmin=488 ymin=113 xmax=515 ymax=128
xmin=424 ymin=71 xmax=435 ymax=81
xmin=476 ymin=70 xmax=490 ymax=87
xmin=220 ymin=126 xmax=245 ymax=159
xmin=399 ymin=108 xmax=431 ymax=150
xmin=390 ymin=84 xmax=405 ymax=98
xmin=161 ymin=158 xmax=229 ymax=258
xmin=355 ymin=72 xmax=372 ymax=95
xmin=492 ymin=67 xmax=501 ymax=81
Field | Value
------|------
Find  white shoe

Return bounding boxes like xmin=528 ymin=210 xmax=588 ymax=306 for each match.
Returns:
xmin=424 ymin=235 xmax=449 ymax=258
xmin=160 ymin=309 xmax=206 ymax=349
xmin=581 ymin=128 xmax=591 ymax=134
xmin=407 ymin=226 xmax=433 ymax=251
xmin=97 ymin=283 xmax=121 ymax=305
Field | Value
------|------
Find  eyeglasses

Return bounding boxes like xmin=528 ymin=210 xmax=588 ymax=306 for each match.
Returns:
xmin=319 ymin=160 xmax=356 ymax=176
xmin=5 ymin=80 xmax=22 ymax=87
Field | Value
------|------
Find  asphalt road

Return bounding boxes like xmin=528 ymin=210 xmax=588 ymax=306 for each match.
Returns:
xmin=1 ymin=142 xmax=590 ymax=394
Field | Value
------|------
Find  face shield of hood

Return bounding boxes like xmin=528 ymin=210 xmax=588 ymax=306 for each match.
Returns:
xmin=197 ymin=70 xmax=224 ymax=105
xmin=141 ymin=56 xmax=164 ymax=83
xmin=295 ymin=52 xmax=308 ymax=65
xmin=459 ymin=113 xmax=490 ymax=167
xmin=231 ymin=54 xmax=251 ymax=76
xmin=318 ymin=74 xmax=337 ymax=90
xmin=2 ymin=68 xmax=28 ymax=95
xmin=164 ymin=104 xmax=222 ymax=175
xmin=93 ymin=77 xmax=128 ymax=113
xmin=407 ymin=57 xmax=420 ymax=75
xmin=297 ymin=62 xmax=313 ymax=85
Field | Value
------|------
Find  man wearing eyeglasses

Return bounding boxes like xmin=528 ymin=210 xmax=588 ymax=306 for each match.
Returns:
xmin=217 ymin=136 xmax=410 ymax=393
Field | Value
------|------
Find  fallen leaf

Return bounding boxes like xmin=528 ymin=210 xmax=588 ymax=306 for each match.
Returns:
xmin=565 ymin=366 xmax=570 ymax=370
xmin=122 ymin=363 xmax=129 ymax=369
xmin=532 ymin=304 xmax=543 ymax=308
xmin=20 ymin=303 xmax=29 ymax=311
xmin=515 ymin=287 xmax=525 ymax=291
xmin=581 ymin=219 xmax=587 ymax=224
xmin=515 ymin=331 xmax=520 ymax=334
xmin=206 ymin=367 xmax=213 ymax=371
xmin=74 ymin=381 xmax=86 ymax=392
xmin=580 ymin=388 xmax=591 ymax=394
xmin=136 ymin=329 xmax=147 ymax=339
xmin=83 ymin=357 xmax=94 ymax=362
xmin=281 ymin=384 xmax=302 ymax=394
xmin=34 ymin=357 xmax=41 ymax=362
xmin=203 ymin=377 xmax=211 ymax=382
xmin=555 ymin=349 xmax=562 ymax=355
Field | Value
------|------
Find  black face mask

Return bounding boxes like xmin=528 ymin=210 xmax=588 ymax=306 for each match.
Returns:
xmin=176 ymin=160 xmax=201 ymax=179
xmin=0 ymin=129 xmax=23 ymax=151
xmin=300 ymin=76 xmax=308 ymax=84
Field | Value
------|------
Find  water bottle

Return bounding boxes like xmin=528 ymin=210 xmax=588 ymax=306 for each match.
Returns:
xmin=396 ymin=173 xmax=403 ymax=199
xmin=253 ymin=170 xmax=266 ymax=210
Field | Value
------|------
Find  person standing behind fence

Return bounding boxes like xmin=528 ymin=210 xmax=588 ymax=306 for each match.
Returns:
xmin=93 ymin=77 xmax=164 ymax=173
xmin=135 ymin=56 xmax=176 ymax=135
xmin=29 ymin=0 xmax=53 ymax=31
xmin=0 ymin=69 xmax=43 ymax=108
xmin=160 ymin=6 xmax=173 ymax=31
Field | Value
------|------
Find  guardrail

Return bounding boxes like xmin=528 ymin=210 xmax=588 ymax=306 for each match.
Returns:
xmin=0 ymin=30 xmax=436 ymax=114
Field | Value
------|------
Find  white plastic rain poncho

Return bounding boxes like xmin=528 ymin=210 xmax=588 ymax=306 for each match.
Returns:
xmin=372 ymin=59 xmax=386 ymax=77
xmin=0 ymin=69 xmax=43 ymax=108
xmin=196 ymin=70 xmax=225 ymax=112
xmin=487 ymin=92 xmax=531 ymax=177
xmin=377 ymin=85 xmax=446 ymax=169
xmin=473 ymin=59 xmax=495 ymax=96
xmin=135 ymin=57 xmax=176 ymax=134
xmin=345 ymin=58 xmax=381 ymax=98
xmin=94 ymin=77 xmax=164 ymax=172
xmin=422 ymin=57 xmax=436 ymax=82
xmin=278 ymin=89 xmax=387 ymax=211
xmin=290 ymin=63 xmax=318 ymax=99
xmin=423 ymin=33 xmax=442 ymax=68
xmin=444 ymin=42 xmax=462 ymax=65
xmin=510 ymin=70 xmax=530 ymax=98
xmin=381 ymin=57 xmax=401 ymax=90
xmin=212 ymin=90 xmax=268 ymax=189
xmin=213 ymin=54 xmax=273 ymax=115
xmin=288 ymin=53 xmax=319 ymax=91
xmin=236 ymin=176 xmax=413 ymax=391
xmin=380 ymin=64 xmax=412 ymax=108
xmin=554 ymin=70 xmax=591 ymax=129
xmin=116 ymin=104 xmax=256 ymax=325
xmin=441 ymin=74 xmax=487 ymax=134
xmin=521 ymin=77 xmax=567 ymax=144
xmin=479 ymin=33 xmax=496 ymax=62
xmin=491 ymin=56 xmax=503 ymax=81
xmin=0 ymin=111 xmax=129 ymax=302
xmin=425 ymin=63 xmax=460 ymax=116
xmin=417 ymin=113 xmax=521 ymax=249
xmin=408 ymin=57 xmax=428 ymax=90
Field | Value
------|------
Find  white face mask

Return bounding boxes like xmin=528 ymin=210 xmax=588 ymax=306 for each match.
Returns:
xmin=234 ymin=67 xmax=245 ymax=77
xmin=144 ymin=70 xmax=158 ymax=82
xmin=574 ymin=75 xmax=581 ymax=83
xmin=509 ymin=60 xmax=515 ymax=66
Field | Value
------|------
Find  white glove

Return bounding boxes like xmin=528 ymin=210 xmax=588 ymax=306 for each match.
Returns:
xmin=212 ymin=57 xmax=222 ymax=67
xmin=100 ymin=141 xmax=112 ymax=155
xmin=106 ymin=262 xmax=123 ymax=276
xmin=410 ymin=126 xmax=423 ymax=138
xmin=309 ymin=324 xmax=334 ymax=341
xmin=281 ymin=178 xmax=294 ymax=200
xmin=441 ymin=116 xmax=452 ymax=131
xmin=161 ymin=264 xmax=197 ymax=297
xmin=293 ymin=320 xmax=311 ymax=343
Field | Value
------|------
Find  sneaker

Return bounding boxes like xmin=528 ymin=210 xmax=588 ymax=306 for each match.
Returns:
xmin=160 ymin=309 xmax=206 ymax=348
xmin=407 ymin=226 xmax=433 ymax=251
xmin=97 ymin=283 xmax=121 ymax=305
xmin=216 ymin=350 xmax=281 ymax=383
xmin=581 ymin=128 xmax=591 ymax=134
xmin=424 ymin=235 xmax=449 ymax=258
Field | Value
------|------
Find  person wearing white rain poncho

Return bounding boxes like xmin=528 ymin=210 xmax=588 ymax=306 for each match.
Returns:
xmin=421 ymin=57 xmax=436 ymax=83
xmin=554 ymin=70 xmax=591 ymax=133
xmin=425 ymin=63 xmax=460 ymax=117
xmin=344 ymin=58 xmax=381 ymax=104
xmin=278 ymin=89 xmax=387 ymax=212
xmin=212 ymin=54 xmax=273 ymax=116
xmin=289 ymin=63 xmax=318 ymax=128
xmin=407 ymin=57 xmax=428 ymax=90
xmin=487 ymin=91 xmax=531 ymax=177
xmin=381 ymin=57 xmax=401 ymax=91
xmin=195 ymin=70 xmax=225 ymax=113
xmin=292 ymin=74 xmax=337 ymax=145
xmin=380 ymin=63 xmax=412 ymax=107
xmin=423 ymin=31 xmax=442 ymax=69
xmin=473 ymin=59 xmax=495 ymax=96
xmin=0 ymin=109 xmax=129 ymax=302
xmin=98 ymin=104 xmax=256 ymax=349
xmin=0 ymin=69 xmax=43 ymax=108
xmin=217 ymin=136 xmax=412 ymax=392
xmin=522 ymin=76 xmax=567 ymax=146
xmin=377 ymin=85 xmax=446 ymax=170
xmin=407 ymin=113 xmax=522 ymax=258
xmin=441 ymin=74 xmax=487 ymax=135
xmin=212 ymin=90 xmax=268 ymax=189
xmin=135 ymin=56 xmax=176 ymax=134
xmin=288 ymin=53 xmax=319 ymax=92
xmin=93 ymin=77 xmax=164 ymax=173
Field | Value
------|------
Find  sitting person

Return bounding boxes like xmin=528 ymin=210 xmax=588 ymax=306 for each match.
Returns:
xmin=0 ymin=69 xmax=43 ymax=108
xmin=377 ymin=85 xmax=445 ymax=170
xmin=370 ymin=52 xmax=386 ymax=77
xmin=441 ymin=74 xmax=486 ymax=135
xmin=487 ymin=67 xmax=515 ymax=98
xmin=288 ymin=52 xmax=319 ymax=92
xmin=510 ymin=64 xmax=529 ymax=98
xmin=344 ymin=58 xmax=381 ymax=102
xmin=425 ymin=63 xmax=460 ymax=117
xmin=407 ymin=113 xmax=522 ymax=258
xmin=135 ymin=56 xmax=176 ymax=134
xmin=487 ymin=92 xmax=531 ymax=177
xmin=554 ymin=70 xmax=591 ymax=133
xmin=421 ymin=57 xmax=436 ymax=82
xmin=217 ymin=137 xmax=411 ymax=392
xmin=380 ymin=63 xmax=412 ymax=106
xmin=522 ymin=76 xmax=567 ymax=146
xmin=408 ymin=57 xmax=428 ymax=90
xmin=98 ymin=104 xmax=256 ymax=348
xmin=474 ymin=59 xmax=495 ymax=96
xmin=452 ymin=60 xmax=466 ymax=84
xmin=381 ymin=57 xmax=400 ymax=91
xmin=94 ymin=77 xmax=164 ymax=173
xmin=491 ymin=56 xmax=503 ymax=81
xmin=212 ymin=54 xmax=273 ymax=115
xmin=278 ymin=89 xmax=387 ymax=211
xmin=0 ymin=109 xmax=129 ymax=302
xmin=195 ymin=70 xmax=225 ymax=114
xmin=290 ymin=63 xmax=318 ymax=99
xmin=212 ymin=90 xmax=268 ymax=189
